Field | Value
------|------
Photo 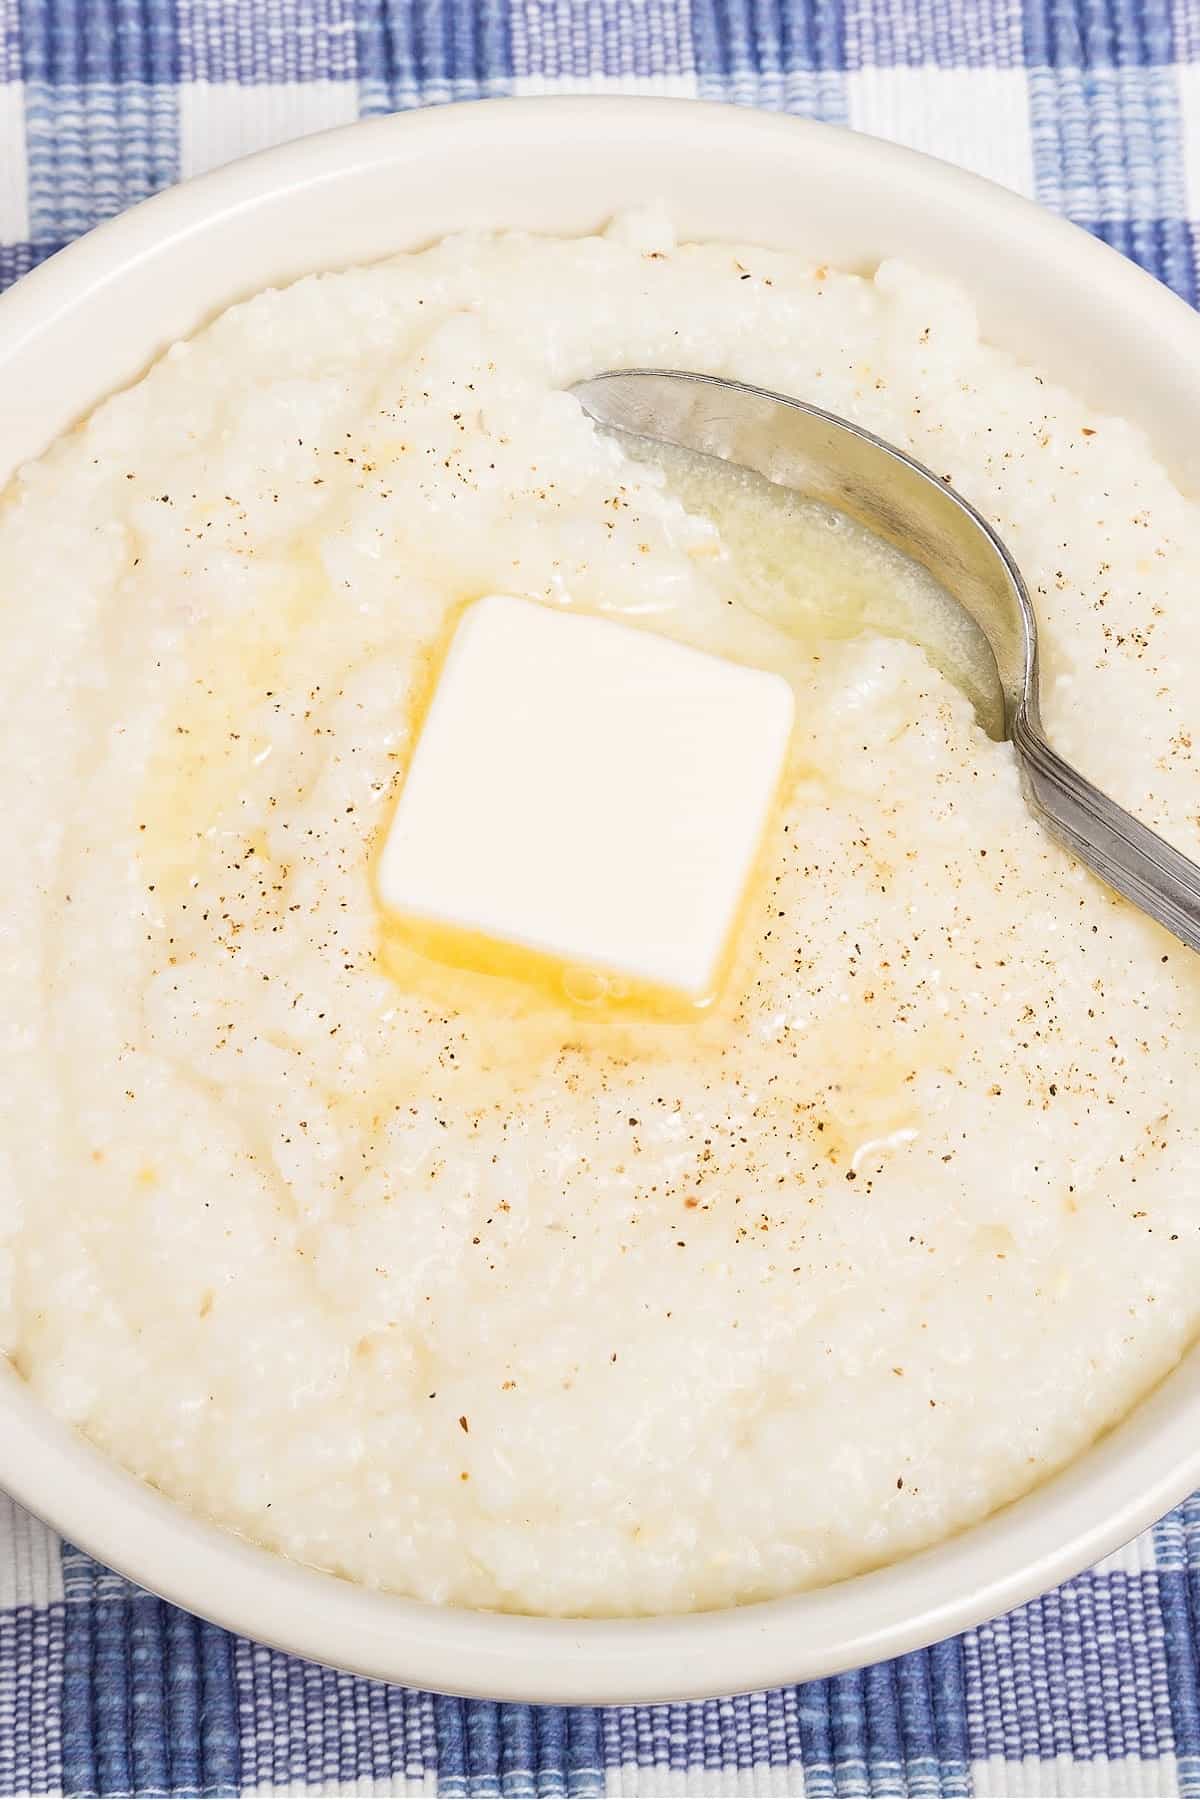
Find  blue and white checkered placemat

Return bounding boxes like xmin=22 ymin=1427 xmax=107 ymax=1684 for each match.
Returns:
xmin=5 ymin=1 xmax=1200 ymax=1793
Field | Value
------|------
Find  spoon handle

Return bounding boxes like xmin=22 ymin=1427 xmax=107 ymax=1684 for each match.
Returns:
xmin=1014 ymin=712 xmax=1200 ymax=954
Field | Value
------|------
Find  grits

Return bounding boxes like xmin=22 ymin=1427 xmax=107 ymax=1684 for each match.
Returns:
xmin=2 ymin=211 xmax=1199 ymax=1616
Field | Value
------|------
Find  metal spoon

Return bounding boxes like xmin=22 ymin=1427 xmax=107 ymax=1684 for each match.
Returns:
xmin=572 ymin=368 xmax=1200 ymax=956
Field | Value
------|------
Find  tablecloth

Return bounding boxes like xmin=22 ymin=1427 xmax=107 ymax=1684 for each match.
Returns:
xmin=3 ymin=0 xmax=1200 ymax=1793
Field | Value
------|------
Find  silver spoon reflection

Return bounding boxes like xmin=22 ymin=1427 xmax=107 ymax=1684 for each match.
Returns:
xmin=572 ymin=369 xmax=1200 ymax=956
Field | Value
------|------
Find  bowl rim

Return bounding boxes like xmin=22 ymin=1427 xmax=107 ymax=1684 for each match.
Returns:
xmin=5 ymin=93 xmax=1200 ymax=1706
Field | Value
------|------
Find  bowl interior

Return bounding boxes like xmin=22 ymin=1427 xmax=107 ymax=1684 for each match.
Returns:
xmin=3 ymin=96 xmax=1200 ymax=1703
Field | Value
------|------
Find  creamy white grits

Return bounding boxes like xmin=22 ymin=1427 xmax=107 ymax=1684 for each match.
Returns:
xmin=2 ymin=211 xmax=1200 ymax=1617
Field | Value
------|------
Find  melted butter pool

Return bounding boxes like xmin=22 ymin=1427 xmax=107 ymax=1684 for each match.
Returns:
xmin=627 ymin=436 xmax=1003 ymax=731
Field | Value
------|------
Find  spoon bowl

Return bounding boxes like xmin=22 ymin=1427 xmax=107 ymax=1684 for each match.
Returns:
xmin=574 ymin=368 xmax=1200 ymax=956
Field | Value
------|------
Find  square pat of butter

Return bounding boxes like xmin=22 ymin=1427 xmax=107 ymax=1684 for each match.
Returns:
xmin=378 ymin=594 xmax=795 ymax=1001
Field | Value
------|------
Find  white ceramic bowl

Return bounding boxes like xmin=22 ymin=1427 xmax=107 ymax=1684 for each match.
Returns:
xmin=4 ymin=96 xmax=1200 ymax=1706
